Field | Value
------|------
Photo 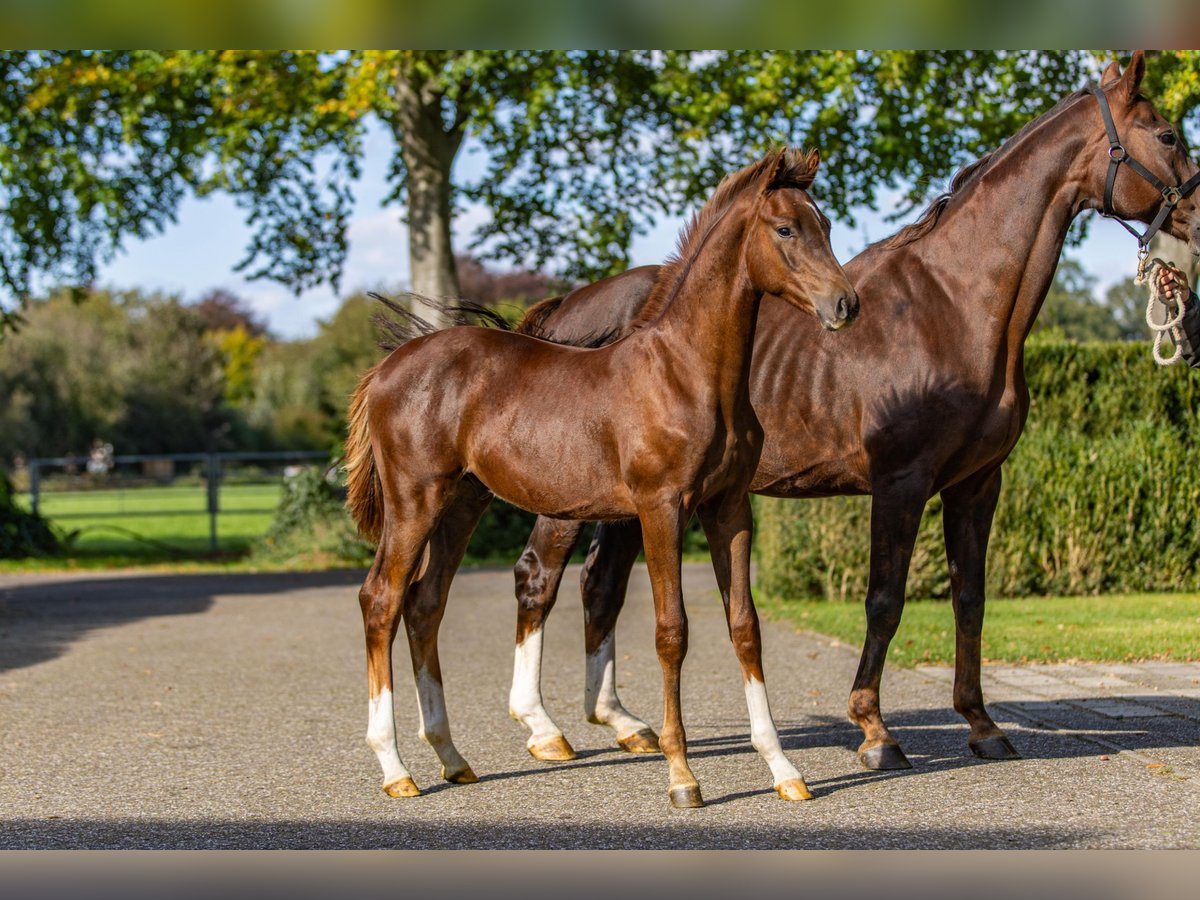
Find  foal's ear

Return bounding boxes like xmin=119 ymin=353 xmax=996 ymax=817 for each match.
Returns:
xmin=1117 ymin=50 xmax=1146 ymax=102
xmin=766 ymin=149 xmax=791 ymax=191
xmin=767 ymin=147 xmax=821 ymax=192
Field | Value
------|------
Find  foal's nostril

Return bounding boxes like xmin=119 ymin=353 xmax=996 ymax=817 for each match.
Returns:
xmin=836 ymin=294 xmax=857 ymax=323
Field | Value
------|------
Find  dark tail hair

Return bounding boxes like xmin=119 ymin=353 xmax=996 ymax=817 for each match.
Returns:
xmin=515 ymin=294 xmax=566 ymax=336
xmin=371 ymin=292 xmax=512 ymax=352
xmin=345 ymin=363 xmax=384 ymax=543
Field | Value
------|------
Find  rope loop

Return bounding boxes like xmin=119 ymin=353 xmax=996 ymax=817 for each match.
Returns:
xmin=1144 ymin=258 xmax=1187 ymax=366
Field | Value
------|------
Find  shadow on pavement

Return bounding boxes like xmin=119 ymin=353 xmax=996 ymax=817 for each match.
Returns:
xmin=0 ymin=816 xmax=1107 ymax=850
xmin=0 ymin=569 xmax=367 ymax=675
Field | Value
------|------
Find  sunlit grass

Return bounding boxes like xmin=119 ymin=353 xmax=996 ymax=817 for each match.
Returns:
xmin=5 ymin=483 xmax=281 ymax=569
xmin=758 ymin=592 xmax=1200 ymax=666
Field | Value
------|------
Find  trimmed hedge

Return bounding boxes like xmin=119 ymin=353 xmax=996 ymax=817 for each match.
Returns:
xmin=757 ymin=342 xmax=1200 ymax=600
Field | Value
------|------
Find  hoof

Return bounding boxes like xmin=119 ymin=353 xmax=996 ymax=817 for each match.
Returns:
xmin=775 ymin=778 xmax=814 ymax=801
xmin=970 ymin=735 xmax=1021 ymax=761
xmin=442 ymin=765 xmax=479 ymax=784
xmin=859 ymin=743 xmax=913 ymax=770
xmin=617 ymin=728 xmax=661 ymax=754
xmin=668 ymin=784 xmax=705 ymax=809
xmin=382 ymin=776 xmax=421 ymax=798
xmin=528 ymin=735 xmax=577 ymax=761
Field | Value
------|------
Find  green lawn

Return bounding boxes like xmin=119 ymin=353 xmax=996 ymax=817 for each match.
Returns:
xmin=4 ymin=483 xmax=283 ymax=571
xmin=758 ymin=592 xmax=1200 ymax=667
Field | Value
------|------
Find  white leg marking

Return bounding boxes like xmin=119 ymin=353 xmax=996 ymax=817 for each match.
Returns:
xmin=366 ymin=688 xmax=413 ymax=786
xmin=585 ymin=631 xmax=651 ymax=738
xmin=744 ymin=677 xmax=804 ymax=786
xmin=509 ymin=627 xmax=566 ymax=747
xmin=414 ymin=666 xmax=470 ymax=774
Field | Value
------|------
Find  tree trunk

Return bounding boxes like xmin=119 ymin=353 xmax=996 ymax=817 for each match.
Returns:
xmin=394 ymin=70 xmax=464 ymax=328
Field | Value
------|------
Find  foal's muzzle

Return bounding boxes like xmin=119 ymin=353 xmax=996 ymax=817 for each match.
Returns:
xmin=819 ymin=291 xmax=860 ymax=331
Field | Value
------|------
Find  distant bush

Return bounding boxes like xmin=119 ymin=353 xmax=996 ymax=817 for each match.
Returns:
xmin=255 ymin=466 xmax=589 ymax=567
xmin=757 ymin=342 xmax=1200 ymax=600
xmin=0 ymin=473 xmax=58 ymax=558
xmin=254 ymin=467 xmax=374 ymax=568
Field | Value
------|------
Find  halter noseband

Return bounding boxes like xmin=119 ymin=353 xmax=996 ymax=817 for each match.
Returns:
xmin=1091 ymin=85 xmax=1200 ymax=250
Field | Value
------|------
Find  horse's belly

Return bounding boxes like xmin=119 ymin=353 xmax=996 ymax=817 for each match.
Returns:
xmin=474 ymin=462 xmax=638 ymax=521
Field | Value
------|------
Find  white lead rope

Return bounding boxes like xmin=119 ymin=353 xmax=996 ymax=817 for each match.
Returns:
xmin=1140 ymin=257 xmax=1187 ymax=366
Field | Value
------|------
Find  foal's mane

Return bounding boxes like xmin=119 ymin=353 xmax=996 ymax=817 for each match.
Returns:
xmin=880 ymin=87 xmax=1091 ymax=250
xmin=627 ymin=147 xmax=821 ymax=331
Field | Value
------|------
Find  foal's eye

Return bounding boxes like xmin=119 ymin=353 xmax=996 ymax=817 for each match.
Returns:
xmin=776 ymin=226 xmax=794 ymax=238
xmin=1159 ymin=131 xmax=1177 ymax=147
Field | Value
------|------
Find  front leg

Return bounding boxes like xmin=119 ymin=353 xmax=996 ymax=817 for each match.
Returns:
xmin=637 ymin=500 xmax=702 ymax=808
xmin=848 ymin=474 xmax=931 ymax=770
xmin=942 ymin=467 xmax=1020 ymax=760
xmin=698 ymin=492 xmax=811 ymax=801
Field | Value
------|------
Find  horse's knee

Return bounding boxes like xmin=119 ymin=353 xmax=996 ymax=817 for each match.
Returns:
xmin=864 ymin=592 xmax=903 ymax=639
xmin=953 ymin=592 xmax=985 ymax=635
xmin=655 ymin=620 xmax=688 ymax=665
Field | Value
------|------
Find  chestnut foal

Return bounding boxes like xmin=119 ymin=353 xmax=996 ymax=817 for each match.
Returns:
xmin=344 ymin=147 xmax=858 ymax=807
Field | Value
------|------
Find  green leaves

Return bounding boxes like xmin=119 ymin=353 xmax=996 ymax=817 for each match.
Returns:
xmin=0 ymin=51 xmax=361 ymax=333
xmin=4 ymin=51 xmax=1200 ymax=335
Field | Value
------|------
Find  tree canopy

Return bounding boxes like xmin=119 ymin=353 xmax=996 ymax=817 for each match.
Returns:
xmin=4 ymin=50 xmax=1200 ymax=335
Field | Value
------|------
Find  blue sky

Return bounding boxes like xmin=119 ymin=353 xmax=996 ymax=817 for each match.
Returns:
xmin=99 ymin=118 xmax=1145 ymax=340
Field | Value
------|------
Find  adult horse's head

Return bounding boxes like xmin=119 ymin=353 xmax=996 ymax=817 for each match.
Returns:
xmin=1085 ymin=50 xmax=1200 ymax=255
xmin=746 ymin=148 xmax=859 ymax=330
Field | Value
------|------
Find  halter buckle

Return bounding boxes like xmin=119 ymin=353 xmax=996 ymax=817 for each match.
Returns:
xmin=1163 ymin=186 xmax=1182 ymax=205
xmin=1109 ymin=145 xmax=1127 ymax=162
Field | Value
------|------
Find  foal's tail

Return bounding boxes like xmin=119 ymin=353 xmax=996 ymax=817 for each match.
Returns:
xmin=345 ymin=363 xmax=384 ymax=544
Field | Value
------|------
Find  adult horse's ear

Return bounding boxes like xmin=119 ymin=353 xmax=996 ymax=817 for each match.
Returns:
xmin=1100 ymin=58 xmax=1121 ymax=88
xmin=1117 ymin=50 xmax=1146 ymax=102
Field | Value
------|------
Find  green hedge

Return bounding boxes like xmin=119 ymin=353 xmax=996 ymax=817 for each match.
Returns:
xmin=757 ymin=342 xmax=1200 ymax=600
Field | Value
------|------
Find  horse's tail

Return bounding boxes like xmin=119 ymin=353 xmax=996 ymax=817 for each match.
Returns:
xmin=345 ymin=363 xmax=384 ymax=544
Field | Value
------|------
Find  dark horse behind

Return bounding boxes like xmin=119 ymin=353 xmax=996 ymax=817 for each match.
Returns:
xmin=494 ymin=51 xmax=1200 ymax=771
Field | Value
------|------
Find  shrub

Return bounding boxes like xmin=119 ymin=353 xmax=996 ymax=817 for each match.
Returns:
xmin=757 ymin=342 xmax=1200 ymax=600
xmin=0 ymin=473 xmax=59 ymax=558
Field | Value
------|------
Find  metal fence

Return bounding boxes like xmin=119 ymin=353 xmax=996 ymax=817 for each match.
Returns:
xmin=22 ymin=450 xmax=331 ymax=552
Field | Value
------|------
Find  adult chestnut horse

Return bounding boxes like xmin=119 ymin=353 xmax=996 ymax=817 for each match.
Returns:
xmin=344 ymin=148 xmax=859 ymax=807
xmin=501 ymin=53 xmax=1200 ymax=770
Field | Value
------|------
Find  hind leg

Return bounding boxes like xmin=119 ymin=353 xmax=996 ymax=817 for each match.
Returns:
xmin=360 ymin=521 xmax=440 ymax=798
xmin=942 ymin=468 xmax=1019 ymax=760
xmin=510 ymin=516 xmax=586 ymax=761
xmin=699 ymin=494 xmax=810 ymax=801
xmin=581 ymin=519 xmax=658 ymax=752
xmin=405 ymin=478 xmax=493 ymax=783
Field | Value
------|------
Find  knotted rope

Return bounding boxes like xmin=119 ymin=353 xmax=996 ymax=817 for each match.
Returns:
xmin=1139 ymin=257 xmax=1188 ymax=366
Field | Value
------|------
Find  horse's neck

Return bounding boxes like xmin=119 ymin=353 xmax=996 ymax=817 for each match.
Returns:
xmin=645 ymin=209 xmax=761 ymax=401
xmin=895 ymin=98 xmax=1092 ymax=367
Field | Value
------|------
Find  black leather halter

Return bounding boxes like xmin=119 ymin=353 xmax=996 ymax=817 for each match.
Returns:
xmin=1091 ymin=85 xmax=1200 ymax=249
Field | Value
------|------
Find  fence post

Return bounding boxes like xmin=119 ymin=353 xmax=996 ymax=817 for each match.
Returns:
xmin=206 ymin=453 xmax=220 ymax=553
xmin=29 ymin=460 xmax=40 ymax=515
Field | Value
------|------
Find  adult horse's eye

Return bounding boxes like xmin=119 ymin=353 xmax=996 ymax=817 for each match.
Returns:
xmin=1159 ymin=131 xmax=1177 ymax=147
xmin=776 ymin=226 xmax=793 ymax=238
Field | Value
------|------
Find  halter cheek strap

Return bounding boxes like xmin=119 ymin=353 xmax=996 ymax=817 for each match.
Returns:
xmin=1090 ymin=86 xmax=1200 ymax=248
